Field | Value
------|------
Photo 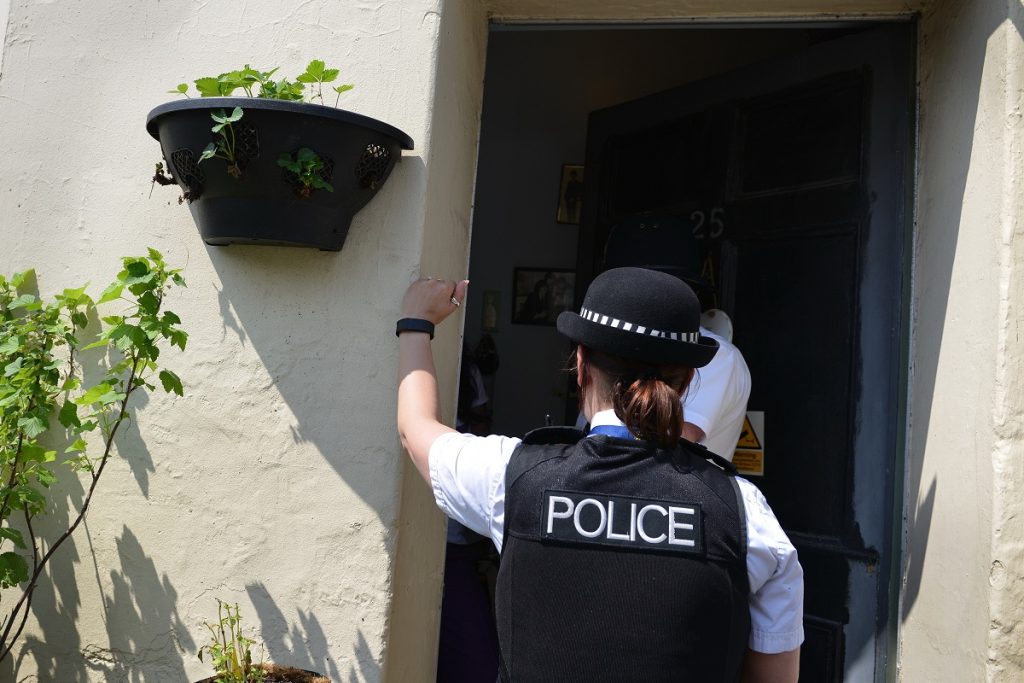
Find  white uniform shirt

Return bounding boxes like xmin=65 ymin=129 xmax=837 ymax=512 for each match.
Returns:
xmin=685 ymin=327 xmax=751 ymax=460
xmin=428 ymin=409 xmax=804 ymax=655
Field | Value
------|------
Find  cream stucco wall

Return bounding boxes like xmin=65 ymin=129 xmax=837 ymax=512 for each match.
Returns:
xmin=902 ymin=0 xmax=1024 ymax=680
xmin=0 ymin=0 xmax=473 ymax=681
xmin=1 ymin=0 xmax=1022 ymax=681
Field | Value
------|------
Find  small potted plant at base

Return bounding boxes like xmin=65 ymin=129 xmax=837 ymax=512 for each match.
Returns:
xmin=147 ymin=60 xmax=414 ymax=251
xmin=196 ymin=600 xmax=329 ymax=683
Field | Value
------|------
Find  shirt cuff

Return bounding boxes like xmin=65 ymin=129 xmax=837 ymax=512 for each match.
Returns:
xmin=749 ymin=626 xmax=805 ymax=654
xmin=427 ymin=431 xmax=463 ymax=518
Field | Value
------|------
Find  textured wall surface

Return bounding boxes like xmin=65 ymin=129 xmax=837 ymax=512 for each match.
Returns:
xmin=1 ymin=0 xmax=1022 ymax=681
xmin=0 ymin=1 xmax=453 ymax=681
xmin=902 ymin=0 xmax=1024 ymax=681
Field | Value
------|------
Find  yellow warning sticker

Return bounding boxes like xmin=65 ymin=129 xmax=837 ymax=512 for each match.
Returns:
xmin=736 ymin=415 xmax=762 ymax=449
xmin=733 ymin=450 xmax=764 ymax=477
xmin=733 ymin=411 xmax=764 ymax=477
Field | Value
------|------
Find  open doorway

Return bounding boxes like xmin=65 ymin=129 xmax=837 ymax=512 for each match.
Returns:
xmin=459 ymin=21 xmax=914 ymax=682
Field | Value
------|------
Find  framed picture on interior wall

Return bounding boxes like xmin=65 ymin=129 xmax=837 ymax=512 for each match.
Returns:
xmin=555 ymin=164 xmax=584 ymax=224
xmin=481 ymin=289 xmax=502 ymax=333
xmin=512 ymin=268 xmax=576 ymax=326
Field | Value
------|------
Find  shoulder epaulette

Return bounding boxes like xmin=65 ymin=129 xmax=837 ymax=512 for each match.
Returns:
xmin=522 ymin=426 xmax=585 ymax=446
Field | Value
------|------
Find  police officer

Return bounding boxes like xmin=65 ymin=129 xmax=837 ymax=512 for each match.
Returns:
xmin=602 ymin=213 xmax=752 ymax=460
xmin=397 ymin=268 xmax=803 ymax=682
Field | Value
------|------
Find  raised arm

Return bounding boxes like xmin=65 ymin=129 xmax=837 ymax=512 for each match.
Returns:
xmin=396 ymin=277 xmax=468 ymax=482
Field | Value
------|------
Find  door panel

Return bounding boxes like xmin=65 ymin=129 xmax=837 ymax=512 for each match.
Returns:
xmin=580 ymin=23 xmax=913 ymax=681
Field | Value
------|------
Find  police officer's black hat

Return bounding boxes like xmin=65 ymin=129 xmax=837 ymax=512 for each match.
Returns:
xmin=556 ymin=267 xmax=718 ymax=368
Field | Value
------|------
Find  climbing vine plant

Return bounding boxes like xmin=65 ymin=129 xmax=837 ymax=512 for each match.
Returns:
xmin=0 ymin=249 xmax=187 ymax=662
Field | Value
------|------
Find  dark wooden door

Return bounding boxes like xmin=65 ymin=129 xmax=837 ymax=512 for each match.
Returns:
xmin=579 ymin=24 xmax=914 ymax=681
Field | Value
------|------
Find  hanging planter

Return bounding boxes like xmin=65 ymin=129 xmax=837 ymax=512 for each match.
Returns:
xmin=146 ymin=62 xmax=414 ymax=251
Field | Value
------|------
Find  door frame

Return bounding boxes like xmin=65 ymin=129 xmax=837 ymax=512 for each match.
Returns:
xmin=481 ymin=17 xmax=918 ymax=682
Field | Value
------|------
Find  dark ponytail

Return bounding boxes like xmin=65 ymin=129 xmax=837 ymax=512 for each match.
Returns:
xmin=578 ymin=348 xmax=694 ymax=447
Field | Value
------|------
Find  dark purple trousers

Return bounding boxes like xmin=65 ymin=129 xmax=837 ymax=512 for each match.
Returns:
xmin=436 ymin=541 xmax=500 ymax=682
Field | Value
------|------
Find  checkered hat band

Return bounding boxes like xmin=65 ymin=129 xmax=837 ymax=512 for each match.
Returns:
xmin=579 ymin=307 xmax=700 ymax=343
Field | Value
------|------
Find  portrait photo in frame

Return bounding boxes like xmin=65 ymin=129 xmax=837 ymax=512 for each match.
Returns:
xmin=512 ymin=268 xmax=576 ymax=326
xmin=555 ymin=164 xmax=584 ymax=224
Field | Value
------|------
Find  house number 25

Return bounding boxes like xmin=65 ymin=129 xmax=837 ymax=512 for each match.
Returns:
xmin=691 ymin=208 xmax=725 ymax=239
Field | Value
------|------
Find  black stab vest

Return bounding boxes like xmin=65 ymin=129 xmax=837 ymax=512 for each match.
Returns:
xmin=496 ymin=428 xmax=750 ymax=682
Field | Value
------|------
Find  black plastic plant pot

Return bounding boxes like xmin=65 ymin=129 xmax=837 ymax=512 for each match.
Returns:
xmin=146 ymin=98 xmax=414 ymax=251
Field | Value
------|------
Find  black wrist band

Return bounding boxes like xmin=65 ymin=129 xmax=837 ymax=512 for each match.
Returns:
xmin=396 ymin=318 xmax=435 ymax=340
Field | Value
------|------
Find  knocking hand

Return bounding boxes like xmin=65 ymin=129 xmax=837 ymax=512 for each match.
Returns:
xmin=402 ymin=278 xmax=469 ymax=325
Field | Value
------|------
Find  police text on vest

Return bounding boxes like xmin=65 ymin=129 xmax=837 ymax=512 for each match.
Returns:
xmin=542 ymin=490 xmax=704 ymax=555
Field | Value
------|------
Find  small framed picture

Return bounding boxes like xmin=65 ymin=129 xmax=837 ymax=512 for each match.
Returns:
xmin=481 ymin=289 xmax=502 ymax=333
xmin=512 ymin=268 xmax=576 ymax=326
xmin=555 ymin=164 xmax=584 ymax=224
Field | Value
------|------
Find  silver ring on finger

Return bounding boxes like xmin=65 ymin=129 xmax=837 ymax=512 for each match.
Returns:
xmin=450 ymin=296 xmax=460 ymax=307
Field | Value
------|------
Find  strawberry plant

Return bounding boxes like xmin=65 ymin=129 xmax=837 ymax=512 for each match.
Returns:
xmin=199 ymin=107 xmax=245 ymax=178
xmin=169 ymin=60 xmax=353 ymax=105
xmin=277 ymin=148 xmax=334 ymax=198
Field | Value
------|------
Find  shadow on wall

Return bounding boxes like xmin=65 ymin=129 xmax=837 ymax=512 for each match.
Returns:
xmin=245 ymin=582 xmax=377 ymax=683
xmin=0 ymin=272 xmax=191 ymax=681
xmin=5 ymin=524 xmax=192 ymax=682
xmin=202 ymin=155 xmax=426 ymax=524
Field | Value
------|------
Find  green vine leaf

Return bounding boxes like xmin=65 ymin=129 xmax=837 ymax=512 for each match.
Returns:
xmin=0 ymin=552 xmax=28 ymax=589
xmin=0 ymin=528 xmax=26 ymax=550
xmin=158 ymin=370 xmax=183 ymax=396
xmin=0 ymin=249 xmax=187 ymax=661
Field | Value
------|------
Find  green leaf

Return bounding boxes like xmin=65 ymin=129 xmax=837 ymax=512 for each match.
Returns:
xmin=97 ymin=282 xmax=124 ymax=304
xmin=333 ymin=84 xmax=354 ymax=95
xmin=58 ymin=400 xmax=80 ymax=429
xmin=4 ymin=357 xmax=23 ymax=377
xmin=226 ymin=107 xmax=244 ymax=122
xmin=0 ymin=336 xmax=19 ymax=354
xmin=199 ymin=143 xmax=217 ymax=161
xmin=158 ymin=369 xmax=184 ymax=396
xmin=21 ymin=443 xmax=49 ymax=462
xmin=0 ymin=528 xmax=26 ymax=550
xmin=161 ymin=311 xmax=181 ymax=325
xmin=194 ymin=77 xmax=222 ymax=97
xmin=169 ymin=330 xmax=188 ymax=350
xmin=9 ymin=270 xmax=31 ymax=288
xmin=78 ymin=382 xmax=113 ymax=406
xmin=60 ymin=285 xmax=89 ymax=302
xmin=9 ymin=294 xmax=37 ymax=309
xmin=123 ymin=261 xmax=151 ymax=284
xmin=321 ymin=68 xmax=339 ymax=83
xmin=298 ymin=59 xmax=326 ymax=82
xmin=168 ymin=83 xmax=189 ymax=95
xmin=138 ymin=291 xmax=160 ymax=315
xmin=17 ymin=415 xmax=47 ymax=438
xmin=65 ymin=438 xmax=88 ymax=454
xmin=99 ymin=389 xmax=127 ymax=406
xmin=35 ymin=467 xmax=56 ymax=487
xmin=0 ymin=552 xmax=28 ymax=588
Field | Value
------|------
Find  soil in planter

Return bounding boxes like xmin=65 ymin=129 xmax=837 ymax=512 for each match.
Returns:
xmin=196 ymin=664 xmax=330 ymax=683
